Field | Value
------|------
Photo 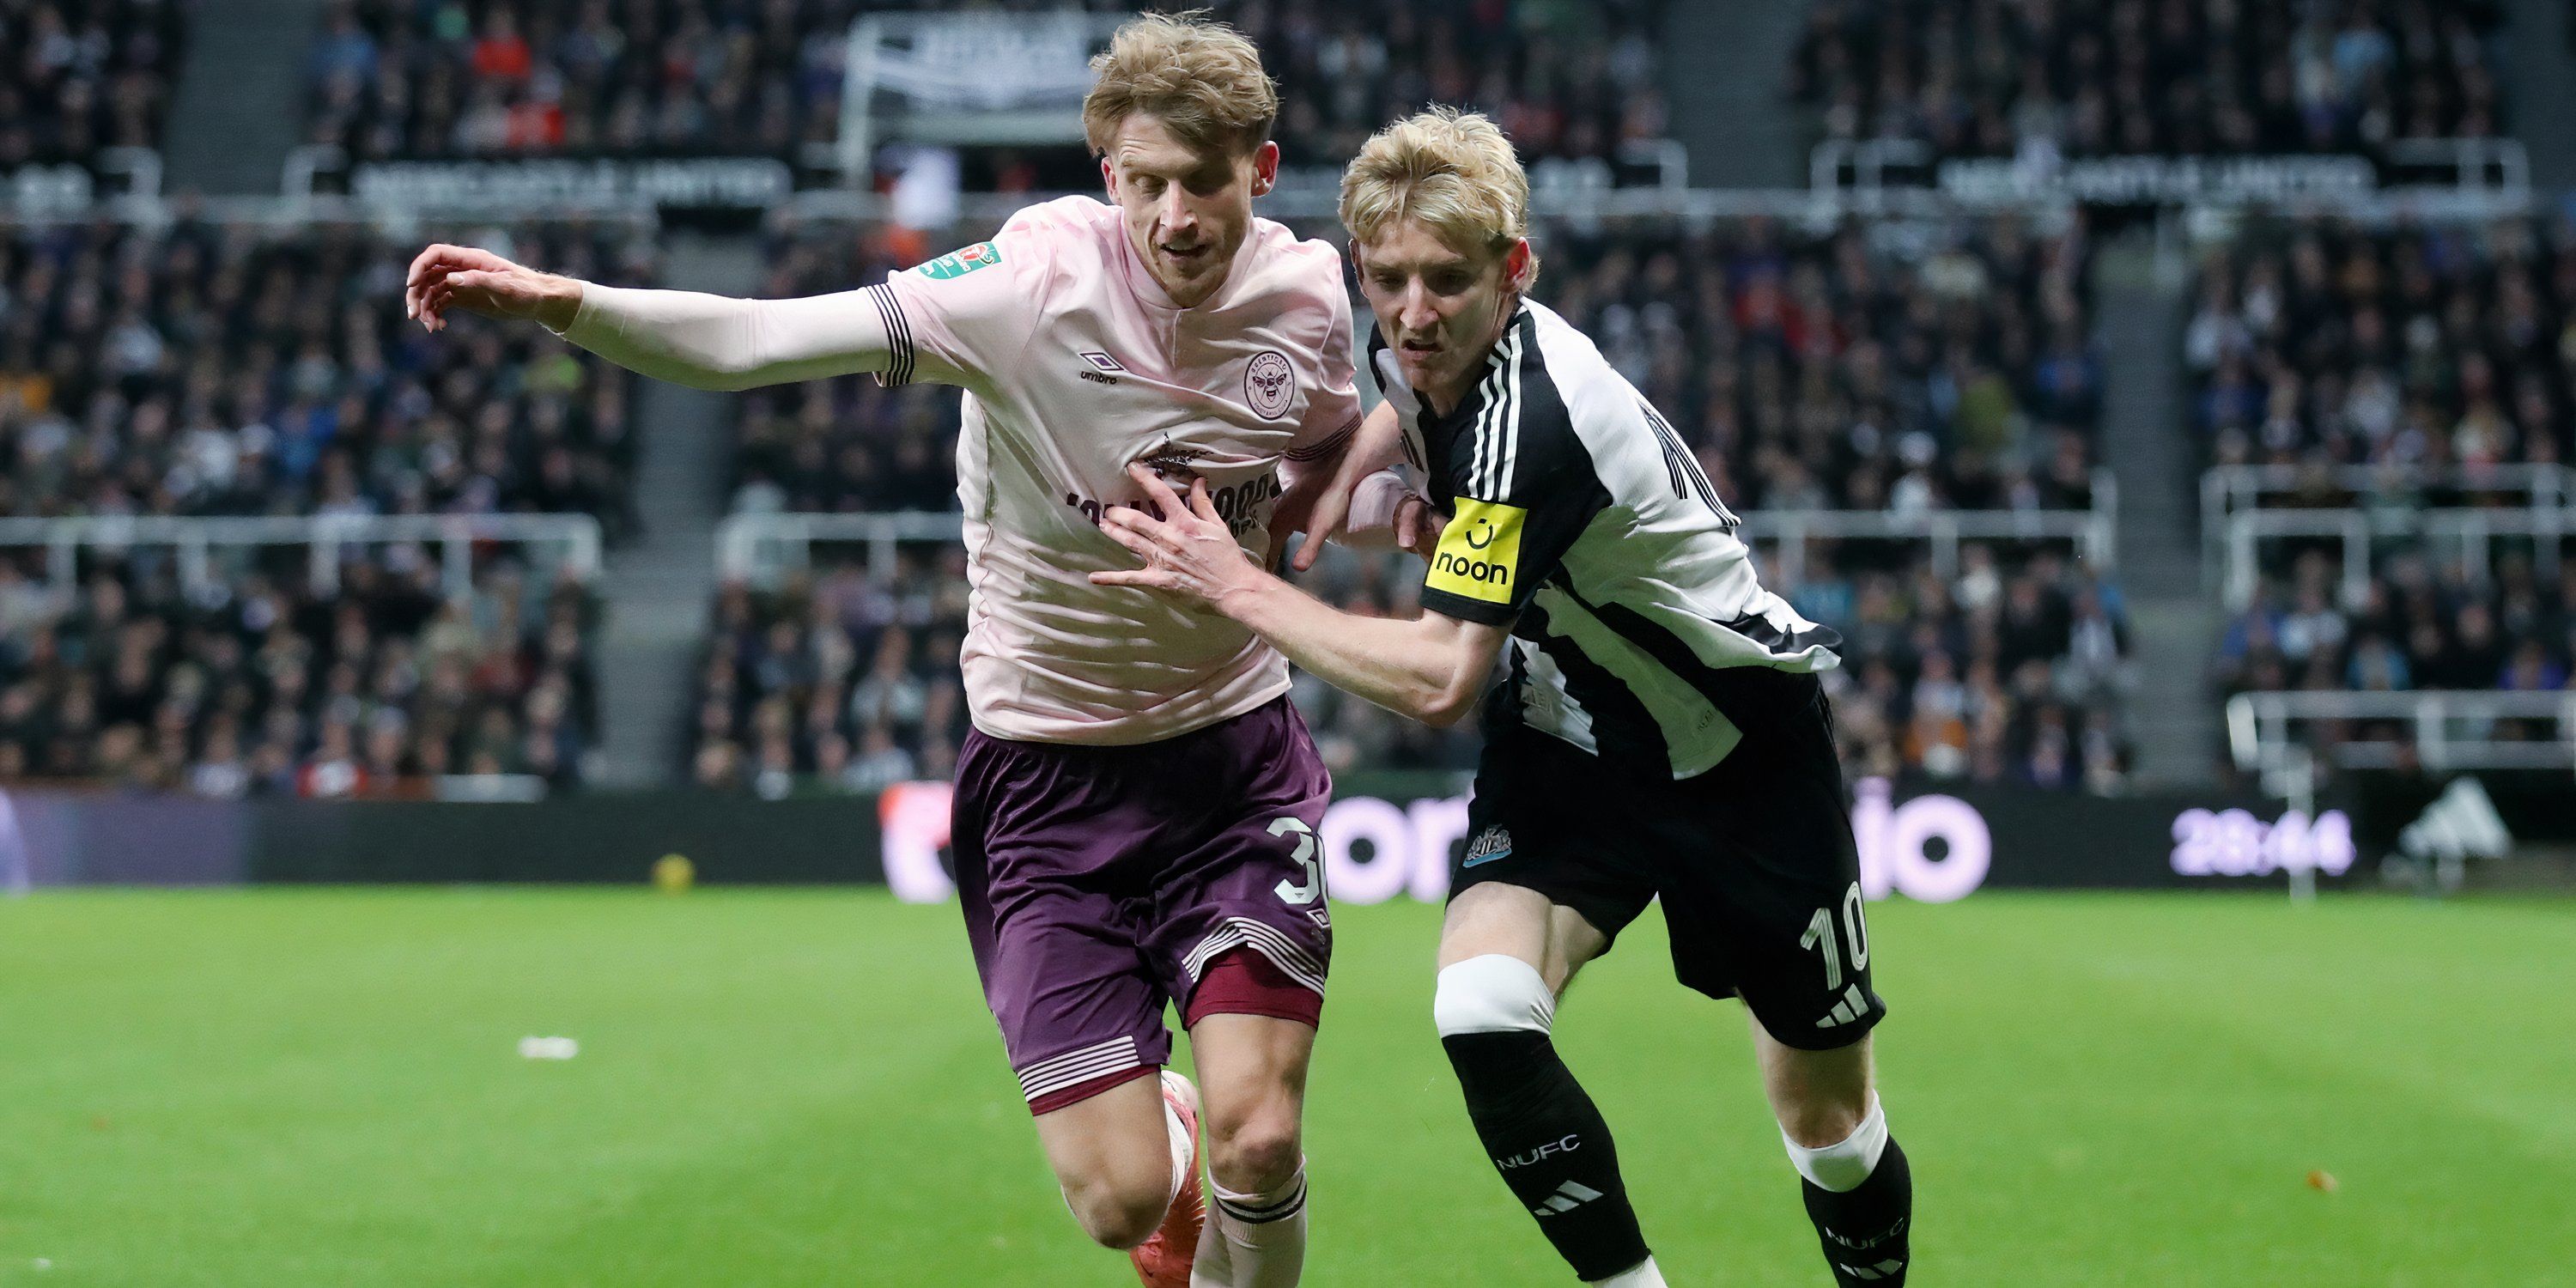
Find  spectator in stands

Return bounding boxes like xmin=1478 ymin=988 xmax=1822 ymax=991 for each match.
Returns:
xmin=0 ymin=0 xmax=191 ymax=166
xmin=1795 ymin=0 xmax=2504 ymax=160
xmin=0 ymin=218 xmax=653 ymax=537
xmin=0 ymin=547 xmax=598 ymax=794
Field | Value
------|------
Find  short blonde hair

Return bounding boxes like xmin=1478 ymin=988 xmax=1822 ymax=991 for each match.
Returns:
xmin=1082 ymin=11 xmax=1278 ymax=160
xmin=1340 ymin=108 xmax=1538 ymax=284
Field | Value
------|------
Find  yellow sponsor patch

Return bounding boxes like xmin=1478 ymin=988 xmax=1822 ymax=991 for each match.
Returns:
xmin=1425 ymin=499 xmax=1527 ymax=605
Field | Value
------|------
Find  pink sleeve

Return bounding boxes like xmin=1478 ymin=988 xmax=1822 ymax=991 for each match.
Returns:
xmin=1285 ymin=286 xmax=1363 ymax=469
xmin=867 ymin=224 xmax=1050 ymax=390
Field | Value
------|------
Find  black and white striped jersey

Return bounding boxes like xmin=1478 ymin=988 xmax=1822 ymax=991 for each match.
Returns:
xmin=1373 ymin=299 xmax=1843 ymax=780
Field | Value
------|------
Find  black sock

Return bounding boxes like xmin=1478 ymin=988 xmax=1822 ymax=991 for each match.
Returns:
xmin=1442 ymin=1030 xmax=1649 ymax=1281
xmin=1802 ymin=1136 xmax=1912 ymax=1285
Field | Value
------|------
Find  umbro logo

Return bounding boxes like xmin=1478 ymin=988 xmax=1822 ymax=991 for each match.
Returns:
xmin=1078 ymin=352 xmax=1125 ymax=386
xmin=1815 ymin=983 xmax=1872 ymax=1030
xmin=1462 ymin=825 xmax=1512 ymax=868
xmin=1528 ymin=1179 xmax=1603 ymax=1218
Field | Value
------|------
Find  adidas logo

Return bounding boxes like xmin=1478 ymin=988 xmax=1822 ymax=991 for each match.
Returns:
xmin=1837 ymin=1258 xmax=1906 ymax=1281
xmin=2399 ymin=777 xmax=2512 ymax=863
xmin=1528 ymin=1180 xmax=1603 ymax=1217
xmin=1815 ymin=983 xmax=1872 ymax=1030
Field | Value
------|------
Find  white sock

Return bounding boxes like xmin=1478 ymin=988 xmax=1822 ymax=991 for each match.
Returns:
xmin=1782 ymin=1094 xmax=1890 ymax=1194
xmin=1192 ymin=1160 xmax=1307 ymax=1287
xmin=1586 ymin=1254 xmax=1668 ymax=1286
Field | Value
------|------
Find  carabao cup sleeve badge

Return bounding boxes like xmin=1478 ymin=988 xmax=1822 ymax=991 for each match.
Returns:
xmin=1246 ymin=350 xmax=1296 ymax=419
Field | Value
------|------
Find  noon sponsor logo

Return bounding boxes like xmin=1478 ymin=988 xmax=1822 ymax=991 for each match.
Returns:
xmin=1432 ymin=550 xmax=1511 ymax=586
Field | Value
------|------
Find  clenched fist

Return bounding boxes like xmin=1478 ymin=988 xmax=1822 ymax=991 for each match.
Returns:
xmin=404 ymin=243 xmax=584 ymax=334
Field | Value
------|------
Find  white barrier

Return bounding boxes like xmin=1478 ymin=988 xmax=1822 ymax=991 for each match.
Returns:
xmin=0 ymin=513 xmax=605 ymax=598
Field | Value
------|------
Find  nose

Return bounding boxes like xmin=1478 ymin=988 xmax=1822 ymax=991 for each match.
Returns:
xmin=1400 ymin=284 xmax=1439 ymax=335
xmin=1160 ymin=188 xmax=1196 ymax=240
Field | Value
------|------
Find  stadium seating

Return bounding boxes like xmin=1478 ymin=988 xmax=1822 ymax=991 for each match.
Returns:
xmin=1793 ymin=0 xmax=2505 ymax=159
xmin=0 ymin=217 xmax=654 ymax=532
xmin=302 ymin=0 xmax=1665 ymax=167
xmin=0 ymin=544 xmax=599 ymax=793
xmin=0 ymin=0 xmax=191 ymax=166
xmin=0 ymin=216 xmax=646 ymax=794
xmin=2185 ymin=216 xmax=2568 ymax=473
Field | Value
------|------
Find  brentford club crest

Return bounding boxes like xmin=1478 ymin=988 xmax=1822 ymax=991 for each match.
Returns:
xmin=1245 ymin=350 xmax=1295 ymax=420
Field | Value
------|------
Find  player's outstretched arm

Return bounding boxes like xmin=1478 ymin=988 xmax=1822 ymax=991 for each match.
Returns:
xmin=404 ymin=242 xmax=894 ymax=392
xmin=1092 ymin=465 xmax=1504 ymax=726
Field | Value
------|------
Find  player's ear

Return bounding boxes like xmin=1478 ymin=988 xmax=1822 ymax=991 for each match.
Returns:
xmin=1250 ymin=140 xmax=1280 ymax=197
xmin=1503 ymin=240 xmax=1534 ymax=292
xmin=1100 ymin=155 xmax=1118 ymax=197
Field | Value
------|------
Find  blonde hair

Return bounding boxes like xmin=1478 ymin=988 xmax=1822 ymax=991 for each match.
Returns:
xmin=1339 ymin=107 xmax=1538 ymax=285
xmin=1082 ymin=11 xmax=1278 ymax=160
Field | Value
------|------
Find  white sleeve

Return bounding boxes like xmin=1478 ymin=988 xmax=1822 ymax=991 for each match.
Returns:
xmin=548 ymin=283 xmax=892 ymax=392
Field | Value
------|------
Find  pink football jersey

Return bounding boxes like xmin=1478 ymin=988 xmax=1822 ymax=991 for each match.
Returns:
xmin=866 ymin=197 xmax=1361 ymax=744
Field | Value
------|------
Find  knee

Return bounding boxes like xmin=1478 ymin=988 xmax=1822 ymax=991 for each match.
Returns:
xmin=1206 ymin=1103 xmax=1302 ymax=1194
xmin=1062 ymin=1170 xmax=1172 ymax=1249
xmin=1777 ymin=1090 xmax=1871 ymax=1151
xmin=1780 ymin=1092 xmax=1888 ymax=1192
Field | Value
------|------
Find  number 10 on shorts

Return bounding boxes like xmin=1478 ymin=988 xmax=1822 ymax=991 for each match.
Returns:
xmin=1799 ymin=881 xmax=1871 ymax=990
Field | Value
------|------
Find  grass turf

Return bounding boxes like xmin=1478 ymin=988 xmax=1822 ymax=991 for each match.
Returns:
xmin=1 ymin=889 xmax=2569 ymax=1286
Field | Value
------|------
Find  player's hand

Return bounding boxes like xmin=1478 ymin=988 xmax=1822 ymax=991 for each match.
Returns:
xmin=404 ymin=243 xmax=583 ymax=334
xmin=1286 ymin=406 xmax=1411 ymax=571
xmin=1089 ymin=465 xmax=1267 ymax=611
xmin=1396 ymin=495 xmax=1445 ymax=556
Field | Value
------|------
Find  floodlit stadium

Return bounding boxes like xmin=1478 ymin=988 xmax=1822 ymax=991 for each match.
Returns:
xmin=3 ymin=3 xmax=2572 ymax=1285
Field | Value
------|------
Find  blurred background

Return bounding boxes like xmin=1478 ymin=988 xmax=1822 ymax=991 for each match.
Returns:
xmin=5 ymin=4 xmax=2574 ymax=1286
xmin=0 ymin=0 xmax=2562 ymax=890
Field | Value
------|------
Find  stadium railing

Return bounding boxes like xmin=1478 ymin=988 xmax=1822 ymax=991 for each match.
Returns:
xmin=713 ymin=499 xmax=2120 ymax=588
xmin=2227 ymin=690 xmax=2576 ymax=775
xmin=2218 ymin=507 xmax=2571 ymax=611
xmin=0 ymin=513 xmax=605 ymax=598
xmin=2199 ymin=464 xmax=2576 ymax=589
xmin=1752 ymin=471 xmax=2117 ymax=586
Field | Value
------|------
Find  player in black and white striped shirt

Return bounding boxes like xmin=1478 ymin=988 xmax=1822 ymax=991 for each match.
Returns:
xmin=1091 ymin=109 xmax=1915 ymax=1288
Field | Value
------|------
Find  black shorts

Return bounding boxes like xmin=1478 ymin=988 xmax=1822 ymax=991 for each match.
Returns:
xmin=1454 ymin=672 xmax=1885 ymax=1051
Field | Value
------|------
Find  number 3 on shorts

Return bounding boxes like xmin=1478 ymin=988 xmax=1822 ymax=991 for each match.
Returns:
xmin=1270 ymin=817 xmax=1322 ymax=906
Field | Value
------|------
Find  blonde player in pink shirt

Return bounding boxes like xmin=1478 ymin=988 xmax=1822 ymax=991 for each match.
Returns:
xmin=404 ymin=16 xmax=1394 ymax=1286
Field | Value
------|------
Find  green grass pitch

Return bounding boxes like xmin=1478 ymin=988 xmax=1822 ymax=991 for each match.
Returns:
xmin=3 ymin=888 xmax=2570 ymax=1286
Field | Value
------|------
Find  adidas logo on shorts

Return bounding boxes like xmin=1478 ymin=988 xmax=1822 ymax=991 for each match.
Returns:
xmin=1814 ymin=983 xmax=1872 ymax=1030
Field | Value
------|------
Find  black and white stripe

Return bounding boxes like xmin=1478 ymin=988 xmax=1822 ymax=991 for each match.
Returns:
xmin=1466 ymin=328 xmax=1524 ymax=498
xmin=1378 ymin=300 xmax=1843 ymax=779
xmin=865 ymin=283 xmax=916 ymax=386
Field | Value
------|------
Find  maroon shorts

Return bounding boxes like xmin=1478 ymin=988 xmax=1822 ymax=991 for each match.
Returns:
xmin=951 ymin=696 xmax=1334 ymax=1115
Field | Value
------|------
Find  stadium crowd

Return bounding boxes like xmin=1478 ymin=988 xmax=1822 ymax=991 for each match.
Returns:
xmin=2186 ymin=215 xmax=2573 ymax=474
xmin=0 ymin=0 xmax=191 ymax=167
xmin=0 ymin=217 xmax=653 ymax=532
xmin=0 ymin=546 xmax=599 ymax=794
xmin=301 ymin=0 xmax=1665 ymax=168
xmin=1794 ymin=0 xmax=2505 ymax=160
